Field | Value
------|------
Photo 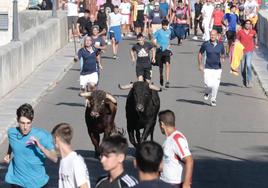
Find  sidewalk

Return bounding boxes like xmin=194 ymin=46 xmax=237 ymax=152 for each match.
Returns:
xmin=252 ymin=44 xmax=268 ymax=96
xmin=0 ymin=42 xmax=76 ymax=144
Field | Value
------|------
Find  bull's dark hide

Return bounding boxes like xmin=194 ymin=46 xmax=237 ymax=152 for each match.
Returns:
xmin=84 ymin=90 xmax=117 ymax=157
xmin=125 ymin=82 xmax=160 ymax=147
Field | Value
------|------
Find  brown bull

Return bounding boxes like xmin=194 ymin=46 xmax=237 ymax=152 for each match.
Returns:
xmin=80 ymin=90 xmax=118 ymax=157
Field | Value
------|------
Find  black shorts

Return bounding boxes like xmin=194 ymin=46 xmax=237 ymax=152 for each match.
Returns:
xmin=156 ymin=49 xmax=172 ymax=67
xmin=213 ymin=25 xmax=223 ymax=34
xmin=136 ymin=63 xmax=152 ymax=80
xmin=67 ymin=16 xmax=78 ymax=30
xmin=226 ymin=30 xmax=236 ymax=42
xmin=134 ymin=20 xmax=144 ymax=28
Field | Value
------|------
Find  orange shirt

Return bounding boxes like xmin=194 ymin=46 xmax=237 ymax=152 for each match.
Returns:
xmin=212 ymin=10 xmax=224 ymax=26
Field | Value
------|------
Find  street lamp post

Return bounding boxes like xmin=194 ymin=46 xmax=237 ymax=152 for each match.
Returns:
xmin=12 ymin=0 xmax=19 ymax=41
xmin=52 ymin=0 xmax=57 ymax=17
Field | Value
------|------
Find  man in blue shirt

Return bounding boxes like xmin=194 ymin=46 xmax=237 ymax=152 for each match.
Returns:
xmin=4 ymin=103 xmax=58 ymax=187
xmin=198 ymin=30 xmax=225 ymax=106
xmin=153 ymin=19 xmax=172 ymax=88
xmin=222 ymin=5 xmax=239 ymax=54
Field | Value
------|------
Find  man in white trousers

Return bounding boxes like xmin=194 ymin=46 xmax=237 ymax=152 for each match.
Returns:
xmin=198 ymin=30 xmax=225 ymax=107
xmin=201 ymin=0 xmax=214 ymax=41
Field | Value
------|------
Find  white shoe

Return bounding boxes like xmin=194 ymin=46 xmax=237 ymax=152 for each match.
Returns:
xmin=210 ymin=100 xmax=216 ymax=107
xmin=204 ymin=94 xmax=209 ymax=101
xmin=192 ymin=36 xmax=198 ymax=40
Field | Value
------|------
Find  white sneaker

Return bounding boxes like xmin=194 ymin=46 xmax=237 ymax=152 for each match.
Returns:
xmin=192 ymin=36 xmax=198 ymax=40
xmin=204 ymin=94 xmax=209 ymax=101
xmin=210 ymin=100 xmax=216 ymax=107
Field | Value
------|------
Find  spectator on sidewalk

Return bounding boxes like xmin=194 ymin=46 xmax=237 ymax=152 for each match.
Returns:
xmin=153 ymin=19 xmax=172 ymax=88
xmin=236 ymin=19 xmax=257 ymax=88
xmin=108 ymin=6 xmax=123 ymax=59
xmin=158 ymin=110 xmax=194 ymax=188
xmin=133 ymin=141 xmax=175 ymax=188
xmin=198 ymin=30 xmax=225 ymax=107
xmin=4 ymin=103 xmax=58 ymax=187
xmin=96 ymin=135 xmax=138 ymax=188
xmin=52 ymin=123 xmax=91 ymax=188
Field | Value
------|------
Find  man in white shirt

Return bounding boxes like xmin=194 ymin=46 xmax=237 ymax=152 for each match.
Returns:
xmin=201 ymin=0 xmax=214 ymax=41
xmin=67 ymin=0 xmax=79 ymax=41
xmin=52 ymin=123 xmax=91 ymax=188
xmin=244 ymin=0 xmax=259 ymax=27
xmin=158 ymin=110 xmax=194 ymax=188
xmin=119 ymin=0 xmax=132 ymax=37
xmin=109 ymin=6 xmax=123 ymax=59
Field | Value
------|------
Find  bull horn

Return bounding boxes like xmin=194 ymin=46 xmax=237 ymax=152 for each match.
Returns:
xmin=106 ymin=93 xmax=117 ymax=104
xmin=118 ymin=83 xmax=133 ymax=90
xmin=79 ymin=92 xmax=92 ymax=97
xmin=149 ymin=84 xmax=161 ymax=91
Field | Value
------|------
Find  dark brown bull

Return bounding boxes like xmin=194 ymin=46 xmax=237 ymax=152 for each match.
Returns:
xmin=80 ymin=90 xmax=118 ymax=157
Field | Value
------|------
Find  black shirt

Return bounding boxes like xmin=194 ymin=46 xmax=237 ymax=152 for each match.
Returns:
xmin=96 ymin=172 xmax=138 ymax=188
xmin=86 ymin=21 xmax=99 ymax=36
xmin=132 ymin=42 xmax=153 ymax=64
xmin=97 ymin=11 xmax=108 ymax=32
xmin=194 ymin=3 xmax=203 ymax=18
xmin=133 ymin=179 xmax=175 ymax=188
xmin=77 ymin=16 xmax=90 ymax=35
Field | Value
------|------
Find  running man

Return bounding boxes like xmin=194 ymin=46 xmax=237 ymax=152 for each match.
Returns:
xmin=153 ymin=19 xmax=172 ymax=88
xmin=198 ymin=30 xmax=225 ymax=106
xmin=108 ymin=5 xmax=123 ymax=59
xmin=131 ymin=33 xmax=156 ymax=82
xmin=158 ymin=110 xmax=194 ymax=188
xmin=52 ymin=123 xmax=91 ymax=188
xmin=78 ymin=36 xmax=103 ymax=92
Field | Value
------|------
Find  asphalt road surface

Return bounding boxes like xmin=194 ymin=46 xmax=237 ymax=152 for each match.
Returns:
xmin=1 ymin=37 xmax=268 ymax=188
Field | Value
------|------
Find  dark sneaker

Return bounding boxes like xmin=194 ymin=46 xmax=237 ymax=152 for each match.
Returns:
xmin=160 ymin=78 xmax=164 ymax=86
xmin=165 ymin=82 xmax=170 ymax=88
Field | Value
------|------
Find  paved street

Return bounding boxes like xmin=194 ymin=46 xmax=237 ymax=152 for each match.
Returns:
xmin=1 ymin=37 xmax=268 ymax=188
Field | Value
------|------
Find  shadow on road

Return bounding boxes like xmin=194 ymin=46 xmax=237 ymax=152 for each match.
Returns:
xmin=176 ymin=99 xmax=208 ymax=106
xmin=56 ymin=102 xmax=85 ymax=107
xmin=220 ymin=82 xmax=240 ymax=87
xmin=70 ymin=68 xmax=80 ymax=71
xmin=66 ymin=86 xmax=80 ymax=91
xmin=102 ymin=56 xmax=116 ymax=60
xmin=169 ymin=86 xmax=189 ymax=89
xmin=190 ymin=85 xmax=268 ymax=102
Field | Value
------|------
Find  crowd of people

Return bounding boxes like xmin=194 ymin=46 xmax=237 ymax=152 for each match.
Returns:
xmin=4 ymin=104 xmax=193 ymax=188
xmin=2 ymin=0 xmax=261 ymax=187
xmin=66 ymin=0 xmax=260 ymax=106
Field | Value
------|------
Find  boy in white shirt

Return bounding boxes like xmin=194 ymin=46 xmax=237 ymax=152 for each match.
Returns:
xmin=109 ymin=6 xmax=123 ymax=59
xmin=52 ymin=123 xmax=91 ymax=188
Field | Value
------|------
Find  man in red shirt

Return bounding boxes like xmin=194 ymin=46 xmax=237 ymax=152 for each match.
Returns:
xmin=236 ymin=19 xmax=257 ymax=87
xmin=210 ymin=4 xmax=224 ymax=40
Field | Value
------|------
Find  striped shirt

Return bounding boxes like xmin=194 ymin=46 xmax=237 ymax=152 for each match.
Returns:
xmin=96 ymin=172 xmax=138 ymax=188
